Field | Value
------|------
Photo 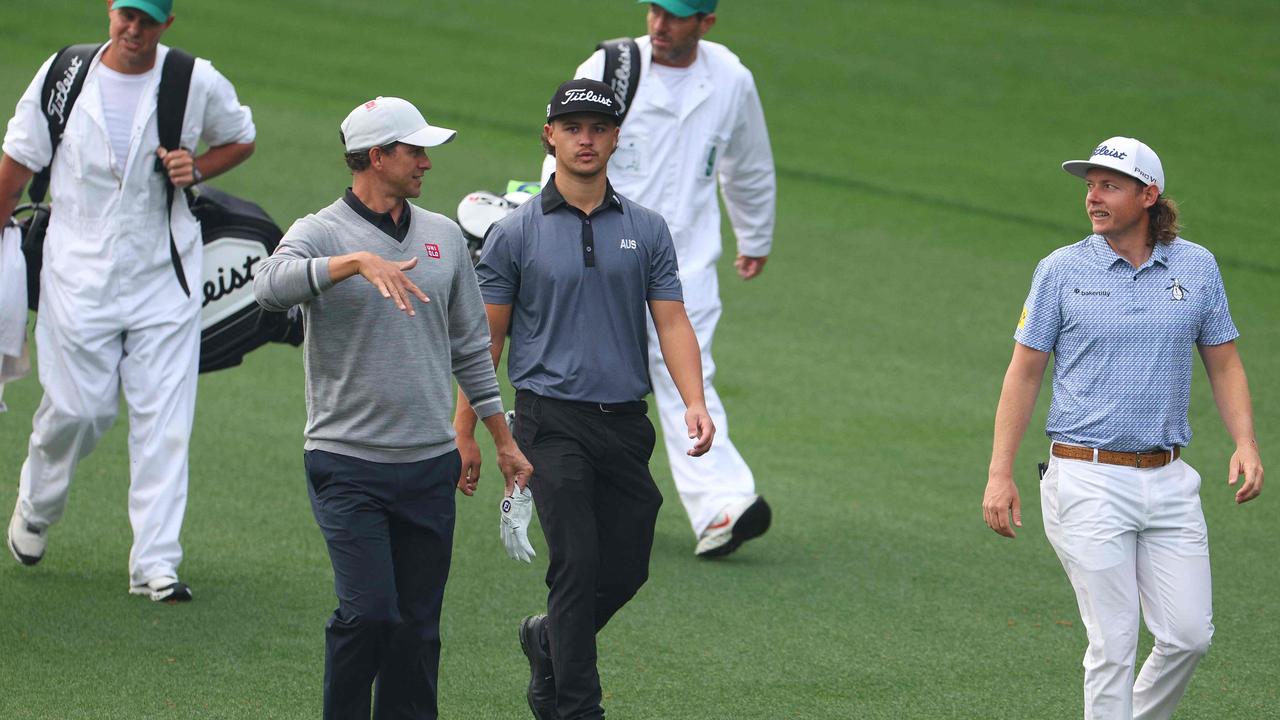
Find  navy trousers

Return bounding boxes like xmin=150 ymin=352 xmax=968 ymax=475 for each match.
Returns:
xmin=304 ymin=449 xmax=460 ymax=720
xmin=513 ymin=392 xmax=664 ymax=720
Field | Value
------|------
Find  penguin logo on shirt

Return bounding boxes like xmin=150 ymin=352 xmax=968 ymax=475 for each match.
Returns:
xmin=1166 ymin=279 xmax=1187 ymax=301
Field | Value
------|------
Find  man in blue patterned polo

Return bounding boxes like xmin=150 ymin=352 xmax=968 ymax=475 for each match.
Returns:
xmin=981 ymin=136 xmax=1264 ymax=719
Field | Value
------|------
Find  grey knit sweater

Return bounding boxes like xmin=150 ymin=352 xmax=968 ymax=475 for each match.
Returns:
xmin=254 ymin=197 xmax=502 ymax=463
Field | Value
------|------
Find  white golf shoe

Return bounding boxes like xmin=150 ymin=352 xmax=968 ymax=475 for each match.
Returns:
xmin=7 ymin=503 xmax=47 ymax=566
xmin=129 ymin=576 xmax=193 ymax=603
xmin=695 ymin=495 xmax=772 ymax=558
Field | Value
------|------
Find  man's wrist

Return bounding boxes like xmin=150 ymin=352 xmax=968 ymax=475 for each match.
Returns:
xmin=987 ymin=466 xmax=1015 ymax=482
xmin=1235 ymin=437 xmax=1259 ymax=451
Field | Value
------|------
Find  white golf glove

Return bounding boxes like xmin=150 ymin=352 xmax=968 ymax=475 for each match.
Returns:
xmin=500 ymin=485 xmax=536 ymax=563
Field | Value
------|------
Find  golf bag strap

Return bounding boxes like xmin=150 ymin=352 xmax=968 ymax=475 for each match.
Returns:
xmin=29 ymin=43 xmax=102 ymax=204
xmin=597 ymin=37 xmax=641 ymax=124
xmin=156 ymin=48 xmax=196 ymax=298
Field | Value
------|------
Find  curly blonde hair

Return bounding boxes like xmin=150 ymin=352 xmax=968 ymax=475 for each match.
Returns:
xmin=1148 ymin=195 xmax=1181 ymax=246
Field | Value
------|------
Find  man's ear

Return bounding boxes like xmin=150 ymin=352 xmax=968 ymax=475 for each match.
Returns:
xmin=698 ymin=13 xmax=717 ymax=37
xmin=1142 ymin=184 xmax=1160 ymax=209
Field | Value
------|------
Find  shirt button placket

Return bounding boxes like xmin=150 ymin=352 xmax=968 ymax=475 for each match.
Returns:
xmin=582 ymin=217 xmax=595 ymax=267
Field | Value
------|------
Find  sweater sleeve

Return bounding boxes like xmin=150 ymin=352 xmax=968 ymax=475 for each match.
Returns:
xmin=446 ymin=222 xmax=504 ymax=419
xmin=253 ymin=214 xmax=336 ymax=312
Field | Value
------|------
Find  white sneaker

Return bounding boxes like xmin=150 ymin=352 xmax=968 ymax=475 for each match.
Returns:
xmin=695 ymin=495 xmax=773 ymax=558
xmin=7 ymin=503 xmax=47 ymax=566
xmin=129 ymin=576 xmax=193 ymax=603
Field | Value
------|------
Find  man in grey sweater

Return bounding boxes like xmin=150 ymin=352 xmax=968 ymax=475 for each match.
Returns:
xmin=254 ymin=96 xmax=531 ymax=720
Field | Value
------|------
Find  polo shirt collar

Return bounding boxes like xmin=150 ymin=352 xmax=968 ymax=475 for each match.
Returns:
xmin=1088 ymin=234 xmax=1170 ymax=271
xmin=343 ymin=188 xmax=411 ymax=242
xmin=540 ymin=173 xmax=624 ymax=216
xmin=1151 ymin=243 xmax=1172 ymax=267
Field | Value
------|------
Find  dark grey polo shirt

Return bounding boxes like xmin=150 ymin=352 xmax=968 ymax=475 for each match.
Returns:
xmin=476 ymin=174 xmax=683 ymax=403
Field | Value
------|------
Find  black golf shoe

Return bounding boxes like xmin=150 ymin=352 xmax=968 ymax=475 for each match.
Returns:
xmin=519 ymin=614 xmax=559 ymax=720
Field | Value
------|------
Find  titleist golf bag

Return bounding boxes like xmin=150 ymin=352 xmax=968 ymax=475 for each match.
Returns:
xmin=192 ymin=187 xmax=303 ymax=372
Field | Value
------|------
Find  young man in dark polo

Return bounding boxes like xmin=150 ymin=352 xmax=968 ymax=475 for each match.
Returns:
xmin=255 ymin=96 xmax=532 ymax=720
xmin=454 ymin=79 xmax=715 ymax=720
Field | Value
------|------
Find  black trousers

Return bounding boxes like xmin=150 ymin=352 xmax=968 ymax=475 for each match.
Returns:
xmin=304 ymin=449 xmax=460 ymax=720
xmin=513 ymin=391 xmax=664 ymax=720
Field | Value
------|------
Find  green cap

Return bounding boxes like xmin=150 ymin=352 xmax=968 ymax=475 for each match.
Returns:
xmin=639 ymin=0 xmax=718 ymax=17
xmin=112 ymin=0 xmax=173 ymax=23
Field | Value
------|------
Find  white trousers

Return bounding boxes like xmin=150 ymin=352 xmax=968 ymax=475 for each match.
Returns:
xmin=647 ymin=269 xmax=756 ymax=536
xmin=17 ymin=296 xmax=200 ymax=586
xmin=1041 ymin=454 xmax=1214 ymax=720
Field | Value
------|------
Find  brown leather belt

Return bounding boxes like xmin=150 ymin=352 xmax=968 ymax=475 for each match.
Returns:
xmin=1052 ymin=443 xmax=1180 ymax=469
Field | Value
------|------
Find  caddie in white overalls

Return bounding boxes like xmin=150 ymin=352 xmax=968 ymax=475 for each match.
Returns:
xmin=0 ymin=0 xmax=255 ymax=601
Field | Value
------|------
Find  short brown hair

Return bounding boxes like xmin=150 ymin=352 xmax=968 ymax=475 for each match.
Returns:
xmin=341 ymin=138 xmax=402 ymax=173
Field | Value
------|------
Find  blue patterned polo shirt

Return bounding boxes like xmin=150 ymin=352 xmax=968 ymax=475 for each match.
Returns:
xmin=1014 ymin=235 xmax=1238 ymax=451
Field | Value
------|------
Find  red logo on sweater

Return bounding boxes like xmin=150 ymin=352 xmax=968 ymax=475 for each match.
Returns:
xmin=424 ymin=243 xmax=441 ymax=259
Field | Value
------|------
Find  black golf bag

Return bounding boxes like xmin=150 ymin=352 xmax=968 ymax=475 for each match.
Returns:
xmin=193 ymin=186 xmax=303 ymax=373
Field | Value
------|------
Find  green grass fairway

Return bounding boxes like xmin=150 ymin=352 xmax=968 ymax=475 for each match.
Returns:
xmin=2 ymin=2 xmax=1277 ymax=718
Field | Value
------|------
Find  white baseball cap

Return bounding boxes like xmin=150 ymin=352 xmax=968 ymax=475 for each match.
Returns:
xmin=1062 ymin=136 xmax=1165 ymax=192
xmin=1059 ymin=136 xmax=1162 ymax=190
xmin=340 ymin=97 xmax=456 ymax=153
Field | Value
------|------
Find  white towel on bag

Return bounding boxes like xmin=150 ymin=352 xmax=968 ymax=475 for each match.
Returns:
xmin=0 ymin=223 xmax=31 ymax=411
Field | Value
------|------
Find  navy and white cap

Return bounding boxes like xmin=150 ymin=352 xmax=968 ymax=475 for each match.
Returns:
xmin=546 ymin=79 xmax=621 ymax=123
xmin=341 ymin=97 xmax=456 ymax=152
xmin=1062 ymin=136 xmax=1165 ymax=192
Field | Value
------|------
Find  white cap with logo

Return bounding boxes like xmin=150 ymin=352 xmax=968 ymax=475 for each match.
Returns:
xmin=1062 ymin=136 xmax=1165 ymax=192
xmin=341 ymin=97 xmax=456 ymax=153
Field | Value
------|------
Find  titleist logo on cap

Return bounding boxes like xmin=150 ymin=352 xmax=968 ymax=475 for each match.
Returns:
xmin=1092 ymin=145 xmax=1127 ymax=160
xmin=562 ymin=89 xmax=613 ymax=107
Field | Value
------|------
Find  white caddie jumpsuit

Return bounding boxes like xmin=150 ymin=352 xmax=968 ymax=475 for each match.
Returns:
xmin=545 ymin=36 xmax=777 ymax=535
xmin=2 ymin=43 xmax=255 ymax=586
